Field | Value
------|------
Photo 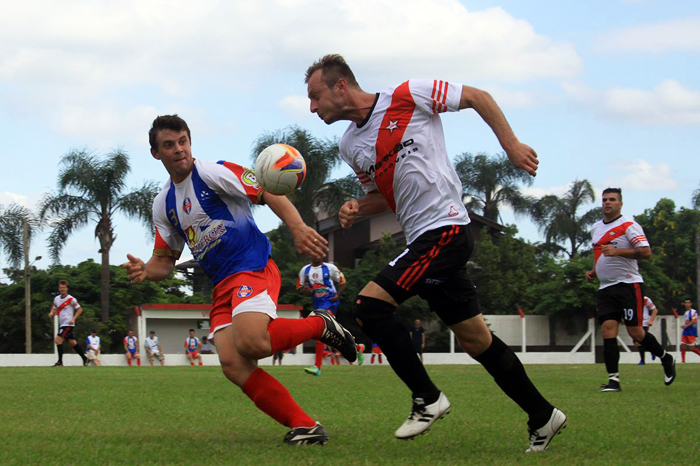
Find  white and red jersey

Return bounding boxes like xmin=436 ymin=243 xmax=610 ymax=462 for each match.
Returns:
xmin=591 ymin=215 xmax=649 ymax=289
xmin=185 ymin=336 xmax=200 ymax=352
xmin=296 ymin=262 xmax=346 ymax=309
xmin=124 ymin=336 xmax=138 ymax=351
xmin=152 ymin=159 xmax=270 ymax=286
xmin=683 ymin=309 xmax=698 ymax=337
xmin=52 ymin=294 xmax=81 ymax=328
xmin=339 ymin=79 xmax=470 ymax=245
xmin=642 ymin=296 xmax=657 ymax=327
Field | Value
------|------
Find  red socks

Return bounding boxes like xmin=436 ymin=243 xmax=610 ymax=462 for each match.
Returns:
xmin=268 ymin=317 xmax=324 ymax=355
xmin=315 ymin=340 xmax=325 ymax=370
xmin=242 ymin=368 xmax=315 ymax=428
xmin=127 ymin=358 xmax=132 ymax=366
xmin=682 ymin=348 xmax=686 ymax=363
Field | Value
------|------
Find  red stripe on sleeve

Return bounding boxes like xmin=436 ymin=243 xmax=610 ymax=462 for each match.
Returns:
xmin=220 ymin=161 xmax=263 ymax=204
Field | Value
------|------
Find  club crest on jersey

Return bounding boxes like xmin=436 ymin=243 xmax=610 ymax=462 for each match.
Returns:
xmin=448 ymin=205 xmax=459 ymax=217
xmin=183 ymin=197 xmax=192 ymax=214
xmin=237 ymin=286 xmax=253 ymax=298
xmin=241 ymin=169 xmax=259 ymax=187
xmin=385 ymin=120 xmax=399 ymax=134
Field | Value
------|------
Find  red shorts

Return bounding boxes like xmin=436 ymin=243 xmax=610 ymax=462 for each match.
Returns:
xmin=372 ymin=346 xmax=382 ymax=354
xmin=681 ymin=335 xmax=697 ymax=346
xmin=188 ymin=350 xmax=201 ymax=358
xmin=209 ymin=259 xmax=281 ymax=339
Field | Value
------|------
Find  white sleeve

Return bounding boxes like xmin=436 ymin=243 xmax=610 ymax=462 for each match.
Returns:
xmin=408 ymin=79 xmax=463 ymax=116
xmin=327 ymin=264 xmax=346 ymax=285
xmin=626 ymin=221 xmax=650 ymax=248
xmin=199 ymin=160 xmax=264 ymax=205
xmin=152 ymin=191 xmax=185 ymax=258
xmin=72 ymin=297 xmax=81 ymax=309
xmin=296 ymin=266 xmax=309 ymax=288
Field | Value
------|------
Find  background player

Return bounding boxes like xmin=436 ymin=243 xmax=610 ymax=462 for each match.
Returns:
xmin=586 ymin=188 xmax=675 ymax=391
xmin=297 ymin=257 xmax=348 ymax=375
xmin=122 ymin=114 xmax=357 ymax=445
xmin=680 ymin=298 xmax=700 ymax=363
xmin=124 ymin=330 xmax=141 ymax=367
xmin=48 ymin=280 xmax=88 ymax=367
xmin=305 ymin=54 xmax=565 ymax=452
xmin=185 ymin=329 xmax=203 ymax=366
xmin=636 ymin=296 xmax=659 ymax=365
xmin=370 ymin=343 xmax=383 ymax=365
xmin=145 ymin=330 xmax=165 ymax=366
xmin=85 ymin=329 xmax=102 ymax=367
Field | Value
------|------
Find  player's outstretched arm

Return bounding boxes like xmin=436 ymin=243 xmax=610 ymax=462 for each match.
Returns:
xmin=339 ymin=191 xmax=390 ymax=229
xmin=459 ymin=85 xmax=538 ymax=176
xmin=121 ymin=254 xmax=176 ymax=284
xmin=263 ymin=191 xmax=328 ymax=259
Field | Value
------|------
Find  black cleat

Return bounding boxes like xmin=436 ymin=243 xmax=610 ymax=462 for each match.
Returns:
xmin=83 ymin=359 xmax=90 ymax=367
xmin=283 ymin=422 xmax=329 ymax=445
xmin=52 ymin=361 xmax=63 ymax=367
xmin=599 ymin=380 xmax=621 ymax=392
xmin=310 ymin=309 xmax=357 ymax=363
xmin=662 ymin=354 xmax=676 ymax=386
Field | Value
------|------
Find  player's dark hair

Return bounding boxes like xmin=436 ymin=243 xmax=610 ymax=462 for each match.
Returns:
xmin=58 ymin=279 xmax=69 ymax=287
xmin=189 ymin=328 xmax=195 ymax=332
xmin=602 ymin=187 xmax=622 ymax=201
xmin=149 ymin=114 xmax=191 ymax=152
xmin=305 ymin=54 xmax=360 ymax=89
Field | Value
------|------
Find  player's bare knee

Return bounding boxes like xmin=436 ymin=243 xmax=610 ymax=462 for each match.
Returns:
xmin=235 ymin=338 xmax=271 ymax=360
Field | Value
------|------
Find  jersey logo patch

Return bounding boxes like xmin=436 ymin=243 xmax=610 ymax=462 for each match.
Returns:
xmin=385 ymin=120 xmax=399 ymax=133
xmin=237 ymin=286 xmax=253 ymax=298
xmin=183 ymin=197 xmax=192 ymax=214
xmin=241 ymin=169 xmax=259 ymax=187
xmin=448 ymin=205 xmax=459 ymax=217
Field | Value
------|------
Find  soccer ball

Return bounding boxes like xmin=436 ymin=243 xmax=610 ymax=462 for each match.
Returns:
xmin=254 ymin=143 xmax=307 ymax=195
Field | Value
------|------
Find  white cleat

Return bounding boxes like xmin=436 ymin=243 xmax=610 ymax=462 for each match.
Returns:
xmin=526 ymin=408 xmax=567 ymax=453
xmin=395 ymin=392 xmax=451 ymax=440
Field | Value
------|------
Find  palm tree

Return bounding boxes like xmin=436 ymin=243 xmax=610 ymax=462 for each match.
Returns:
xmin=454 ymin=152 xmax=534 ymax=223
xmin=39 ymin=149 xmax=160 ymax=322
xmin=0 ymin=203 xmax=41 ymax=353
xmin=251 ymin=126 xmax=360 ymax=226
xmin=530 ymin=179 xmax=602 ymax=258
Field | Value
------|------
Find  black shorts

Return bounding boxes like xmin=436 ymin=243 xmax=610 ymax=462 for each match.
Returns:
xmin=57 ymin=326 xmax=75 ymax=340
xmin=373 ymin=224 xmax=480 ymax=326
xmin=413 ymin=341 xmax=423 ymax=354
xmin=596 ymin=282 xmax=645 ymax=327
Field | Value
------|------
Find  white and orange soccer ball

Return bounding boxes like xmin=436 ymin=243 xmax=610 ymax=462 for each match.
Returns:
xmin=254 ymin=143 xmax=307 ymax=195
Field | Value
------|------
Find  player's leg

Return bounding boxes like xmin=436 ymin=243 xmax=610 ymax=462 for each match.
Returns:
xmin=67 ymin=336 xmax=88 ymax=364
xmin=136 ymin=353 xmax=141 ymax=366
xmin=600 ymin=317 xmax=622 ymax=390
xmin=197 ymin=353 xmax=203 ymax=366
xmin=126 ymin=352 xmax=132 ymax=366
xmin=305 ymin=340 xmax=325 ymax=376
xmin=681 ymin=343 xmax=687 ymax=363
xmin=54 ymin=333 xmax=65 ymax=366
xmin=622 ymin=284 xmax=674 ymax=385
xmin=217 ymin=323 xmax=328 ymax=444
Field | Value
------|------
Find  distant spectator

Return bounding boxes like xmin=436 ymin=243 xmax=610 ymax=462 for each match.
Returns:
xmin=272 ymin=350 xmax=284 ymax=366
xmin=201 ymin=336 xmax=215 ymax=354
xmin=371 ymin=343 xmax=383 ymax=365
xmin=410 ymin=319 xmax=426 ymax=364
xmin=185 ymin=329 xmax=203 ymax=366
xmin=145 ymin=330 xmax=165 ymax=366
xmin=85 ymin=329 xmax=102 ymax=367
xmin=124 ymin=330 xmax=141 ymax=367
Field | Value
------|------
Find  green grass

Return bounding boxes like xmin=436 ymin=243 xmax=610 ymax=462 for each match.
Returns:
xmin=0 ymin=363 xmax=695 ymax=465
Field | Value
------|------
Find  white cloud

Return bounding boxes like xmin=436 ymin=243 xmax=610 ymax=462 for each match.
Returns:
xmin=0 ymin=190 xmax=48 ymax=210
xmin=0 ymin=1 xmax=581 ymax=142
xmin=595 ymin=17 xmax=700 ymax=53
xmin=605 ymin=160 xmax=679 ymax=191
xmin=563 ymin=79 xmax=700 ymax=126
xmin=279 ymin=96 xmax=312 ymax=119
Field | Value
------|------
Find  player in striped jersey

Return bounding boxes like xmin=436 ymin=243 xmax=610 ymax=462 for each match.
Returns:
xmin=586 ymin=188 xmax=675 ymax=390
xmin=305 ymin=54 xmax=565 ymax=453
xmin=680 ymin=298 xmax=700 ymax=363
xmin=122 ymin=115 xmax=357 ymax=445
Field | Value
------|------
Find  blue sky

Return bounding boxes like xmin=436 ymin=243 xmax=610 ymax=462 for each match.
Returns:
xmin=1 ymin=0 xmax=698 ymax=278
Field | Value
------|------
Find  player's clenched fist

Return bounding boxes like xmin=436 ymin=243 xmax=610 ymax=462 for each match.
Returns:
xmin=339 ymin=199 xmax=360 ymax=229
xmin=122 ymin=254 xmax=147 ymax=284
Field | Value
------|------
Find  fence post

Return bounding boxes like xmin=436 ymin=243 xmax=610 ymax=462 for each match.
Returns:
xmin=672 ymin=308 xmax=681 ymax=361
xmin=518 ymin=308 xmax=526 ymax=353
xmin=449 ymin=329 xmax=455 ymax=354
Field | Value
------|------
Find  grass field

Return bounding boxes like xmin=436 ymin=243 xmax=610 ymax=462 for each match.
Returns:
xmin=1 ymin=362 xmax=696 ymax=465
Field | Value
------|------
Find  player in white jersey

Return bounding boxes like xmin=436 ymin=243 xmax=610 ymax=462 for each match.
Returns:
xmin=680 ymin=298 xmax=700 ymax=363
xmin=85 ymin=329 xmax=102 ymax=366
xmin=585 ymin=188 xmax=675 ymax=391
xmin=185 ymin=328 xmax=203 ymax=366
xmin=635 ymin=297 xmax=659 ymax=365
xmin=145 ymin=330 xmax=165 ymax=366
xmin=122 ymin=115 xmax=357 ymax=445
xmin=48 ymin=280 xmax=88 ymax=367
xmin=305 ymin=54 xmax=565 ymax=453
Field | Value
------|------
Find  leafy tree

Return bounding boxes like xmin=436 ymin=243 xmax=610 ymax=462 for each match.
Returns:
xmin=634 ymin=198 xmax=699 ymax=310
xmin=454 ymin=152 xmax=534 ymax=222
xmin=0 ymin=260 xmax=203 ymax=353
xmin=0 ymin=203 xmax=39 ymax=268
xmin=530 ymin=179 xmax=602 ymax=258
xmin=39 ymin=149 xmax=160 ymax=322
